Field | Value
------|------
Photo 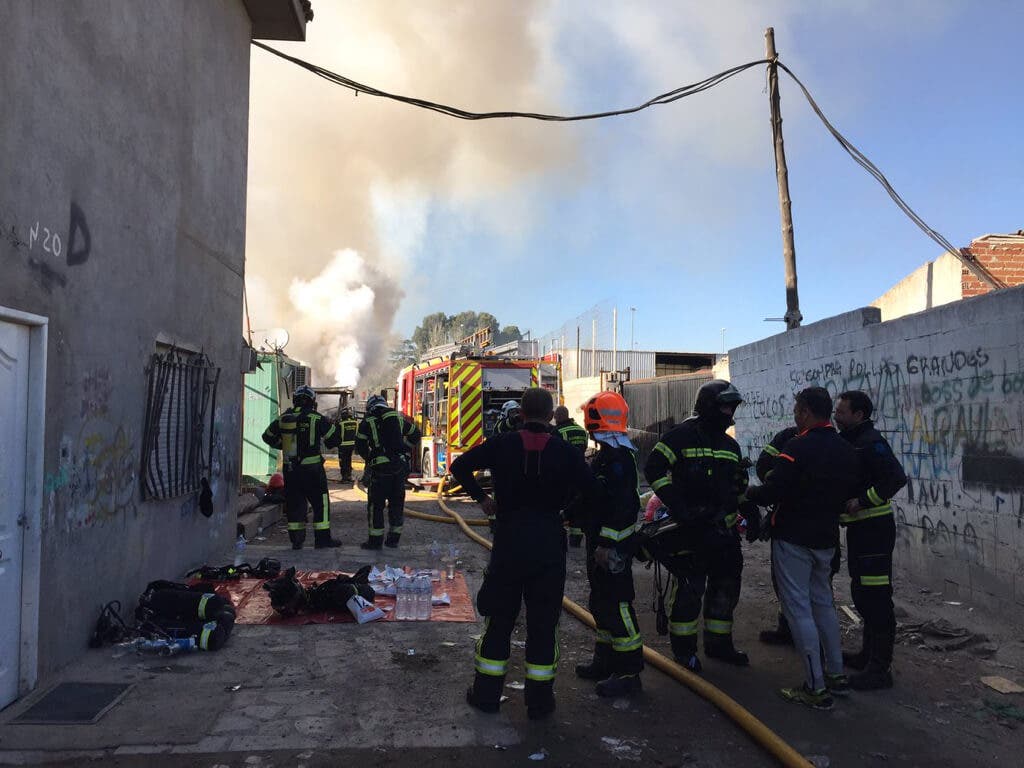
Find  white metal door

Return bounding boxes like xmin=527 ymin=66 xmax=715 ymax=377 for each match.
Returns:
xmin=0 ymin=320 xmax=29 ymax=709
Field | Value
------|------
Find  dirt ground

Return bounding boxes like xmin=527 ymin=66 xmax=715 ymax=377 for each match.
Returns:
xmin=1 ymin=470 xmax=1021 ymax=768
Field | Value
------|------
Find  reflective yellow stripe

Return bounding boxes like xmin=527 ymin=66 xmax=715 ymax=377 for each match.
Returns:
xmin=763 ymin=445 xmax=780 ymax=457
xmin=197 ymin=594 xmax=213 ymax=620
xmin=199 ymin=621 xmax=216 ymax=650
xmin=599 ymin=523 xmax=638 ymax=542
xmin=568 ymin=527 xmax=583 ymax=535
xmin=840 ymin=503 xmax=893 ymax=524
xmin=475 ymin=655 xmax=508 ymax=676
xmin=301 ymin=455 xmax=322 ymax=465
xmin=722 ymin=513 xmax=738 ymax=528
xmin=313 ymin=521 xmax=331 ymax=530
xmin=866 ymin=487 xmax=885 ymax=507
xmin=653 ymin=442 xmax=677 ymax=466
xmin=682 ymin=447 xmax=714 ymax=458
xmin=705 ymin=619 xmax=732 ymax=635
xmin=712 ymin=450 xmax=739 ymax=462
xmin=371 ymin=456 xmax=390 ymax=465
xmin=525 ymin=663 xmax=556 ymax=682
xmin=612 ymin=602 xmax=641 ymax=652
xmin=287 ymin=522 xmax=305 ymax=531
xmin=389 ymin=526 xmax=403 ymax=534
xmin=368 ymin=527 xmax=385 ymax=535
xmin=669 ymin=620 xmax=698 ymax=637
xmin=860 ymin=575 xmax=890 ymax=586
xmin=651 ymin=476 xmax=673 ymax=492
xmin=596 ymin=629 xmax=612 ymax=644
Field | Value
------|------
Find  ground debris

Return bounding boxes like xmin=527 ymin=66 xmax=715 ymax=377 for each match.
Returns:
xmin=601 ymin=736 xmax=647 ymax=762
xmin=896 ymin=618 xmax=989 ymax=652
xmin=529 ymin=748 xmax=549 ymax=760
xmin=805 ymin=756 xmax=830 ymax=768
xmin=981 ymin=676 xmax=1024 ymax=695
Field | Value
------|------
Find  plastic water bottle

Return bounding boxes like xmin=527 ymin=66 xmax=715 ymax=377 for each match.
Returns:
xmin=416 ymin=575 xmax=432 ymax=620
xmin=429 ymin=540 xmax=442 ymax=580
xmin=446 ymin=545 xmax=460 ymax=580
xmin=395 ymin=576 xmax=411 ymax=621
xmin=234 ymin=534 xmax=247 ymax=566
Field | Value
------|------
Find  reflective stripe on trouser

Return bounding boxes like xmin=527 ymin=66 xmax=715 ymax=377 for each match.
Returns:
xmin=283 ymin=465 xmax=330 ymax=547
xmin=589 ymin=586 xmax=643 ymax=675
xmin=367 ymin=471 xmax=405 ymax=538
xmin=473 ymin=551 xmax=565 ymax=708
xmin=847 ymin=513 xmax=896 ymax=667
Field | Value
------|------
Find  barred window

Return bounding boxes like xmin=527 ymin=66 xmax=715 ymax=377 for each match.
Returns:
xmin=141 ymin=347 xmax=221 ymax=499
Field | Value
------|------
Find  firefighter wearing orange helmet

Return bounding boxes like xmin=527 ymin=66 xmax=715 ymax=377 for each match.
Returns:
xmin=568 ymin=390 xmax=644 ymax=697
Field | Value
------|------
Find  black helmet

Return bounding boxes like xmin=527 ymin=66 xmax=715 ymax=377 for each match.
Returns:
xmin=293 ymin=385 xmax=316 ymax=407
xmin=693 ymin=379 xmax=743 ymax=419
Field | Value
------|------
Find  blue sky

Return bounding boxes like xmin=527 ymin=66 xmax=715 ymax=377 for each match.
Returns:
xmin=247 ymin=1 xmax=1023 ymax=383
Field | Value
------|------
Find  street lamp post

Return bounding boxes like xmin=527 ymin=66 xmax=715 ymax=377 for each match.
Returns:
xmin=629 ymin=307 xmax=636 ymax=350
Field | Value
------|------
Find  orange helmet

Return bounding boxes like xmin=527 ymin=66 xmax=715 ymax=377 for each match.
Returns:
xmin=582 ymin=391 xmax=629 ymax=434
xmin=268 ymin=472 xmax=285 ymax=491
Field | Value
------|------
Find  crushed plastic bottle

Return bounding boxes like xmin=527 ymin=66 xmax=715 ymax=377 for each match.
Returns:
xmin=119 ymin=637 xmax=196 ymax=657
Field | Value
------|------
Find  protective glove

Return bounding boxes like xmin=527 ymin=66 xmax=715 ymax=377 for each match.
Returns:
xmin=740 ymin=500 xmax=762 ymax=543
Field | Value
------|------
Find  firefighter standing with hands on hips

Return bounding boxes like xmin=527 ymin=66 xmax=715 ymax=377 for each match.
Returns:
xmin=261 ymin=385 xmax=342 ymax=550
xmin=568 ymin=391 xmax=644 ymax=698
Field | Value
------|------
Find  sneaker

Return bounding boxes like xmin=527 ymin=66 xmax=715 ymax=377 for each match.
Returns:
xmin=824 ymin=673 xmax=850 ymax=697
xmin=595 ymin=674 xmax=643 ymax=698
xmin=842 ymin=649 xmax=869 ymax=671
xmin=849 ymin=667 xmax=893 ymax=691
xmin=780 ymin=683 xmax=834 ymax=711
xmin=465 ymin=687 xmax=499 ymax=714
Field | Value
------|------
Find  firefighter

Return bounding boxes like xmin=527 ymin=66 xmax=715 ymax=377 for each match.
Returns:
xmin=554 ymin=404 xmax=589 ymax=546
xmin=571 ymin=391 xmax=644 ymax=698
xmin=642 ymin=380 xmax=756 ymax=671
xmin=493 ymin=399 xmax=522 ymax=434
xmin=400 ymin=413 xmax=422 ymax=473
xmin=755 ymin=425 xmax=799 ymax=646
xmin=833 ymin=390 xmax=907 ymax=690
xmin=336 ymin=406 xmax=359 ymax=483
xmin=355 ymin=394 xmax=408 ymax=550
xmin=451 ymin=387 xmax=592 ymax=720
xmin=261 ymin=385 xmax=342 ymax=550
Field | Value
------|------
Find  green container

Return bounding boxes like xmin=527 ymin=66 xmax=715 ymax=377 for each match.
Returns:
xmin=242 ymin=354 xmax=281 ymax=481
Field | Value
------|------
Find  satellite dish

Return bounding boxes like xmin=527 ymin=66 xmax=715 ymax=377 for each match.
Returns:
xmin=252 ymin=328 xmax=290 ymax=351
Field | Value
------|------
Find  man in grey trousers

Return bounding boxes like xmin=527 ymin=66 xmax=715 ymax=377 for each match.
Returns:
xmin=745 ymin=387 xmax=860 ymax=710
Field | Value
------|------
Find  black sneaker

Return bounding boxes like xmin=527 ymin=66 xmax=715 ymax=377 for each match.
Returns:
xmin=824 ymin=673 xmax=851 ymax=697
xmin=849 ymin=667 xmax=893 ymax=690
xmin=595 ymin=674 xmax=642 ymax=698
xmin=465 ymin=687 xmax=499 ymax=714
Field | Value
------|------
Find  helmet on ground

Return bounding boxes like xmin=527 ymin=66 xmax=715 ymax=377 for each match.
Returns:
xmin=501 ymin=400 xmax=521 ymax=416
xmin=366 ymin=394 xmax=388 ymax=413
xmin=293 ymin=385 xmax=316 ymax=405
xmin=268 ymin=472 xmax=285 ymax=491
xmin=693 ymin=379 xmax=743 ymax=418
xmin=582 ymin=391 xmax=629 ymax=434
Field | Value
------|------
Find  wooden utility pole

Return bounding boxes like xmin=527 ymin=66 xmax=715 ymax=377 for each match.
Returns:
xmin=765 ymin=27 xmax=802 ymax=330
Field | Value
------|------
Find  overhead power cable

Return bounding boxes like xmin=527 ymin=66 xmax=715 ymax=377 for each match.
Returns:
xmin=252 ymin=41 xmax=769 ymax=121
xmin=252 ymin=41 xmax=998 ymax=289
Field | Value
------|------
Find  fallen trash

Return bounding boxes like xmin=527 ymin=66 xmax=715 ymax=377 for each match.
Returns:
xmin=840 ymin=605 xmax=862 ymax=625
xmin=492 ymin=745 xmax=508 ymax=751
xmin=226 ymin=684 xmax=242 ymax=692
xmin=440 ymin=641 xmax=457 ymax=648
xmin=981 ymin=676 xmax=1024 ymax=694
xmin=600 ymin=736 xmax=646 ymax=761
xmin=529 ymin=749 xmax=548 ymax=761
xmin=896 ymin=619 xmax=988 ymax=652
xmin=506 ymin=681 xmax=525 ymax=690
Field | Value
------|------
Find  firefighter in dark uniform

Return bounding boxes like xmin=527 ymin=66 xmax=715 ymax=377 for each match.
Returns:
xmin=355 ymin=394 xmax=408 ymax=550
xmin=493 ymin=399 xmax=522 ymax=434
xmin=755 ymin=425 xmax=799 ymax=646
xmin=336 ymin=406 xmax=359 ymax=483
xmin=834 ymin=390 xmax=907 ymax=690
xmin=642 ymin=380 xmax=758 ymax=671
xmin=554 ymin=404 xmax=589 ymax=546
xmin=570 ymin=392 xmax=643 ymax=698
xmin=261 ymin=385 xmax=342 ymax=550
xmin=451 ymin=387 xmax=592 ymax=720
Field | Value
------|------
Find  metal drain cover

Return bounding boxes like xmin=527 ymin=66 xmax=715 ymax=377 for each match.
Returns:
xmin=13 ymin=682 xmax=132 ymax=724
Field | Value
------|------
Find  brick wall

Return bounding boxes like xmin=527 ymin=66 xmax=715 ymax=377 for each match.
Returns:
xmin=961 ymin=233 xmax=1024 ymax=297
xmin=728 ymin=287 xmax=1024 ymax=610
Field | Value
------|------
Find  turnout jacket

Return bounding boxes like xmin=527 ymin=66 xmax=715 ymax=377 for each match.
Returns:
xmin=262 ymin=405 xmax=341 ymax=467
xmin=450 ymin=423 xmax=592 ymax=558
xmin=400 ymin=417 xmax=422 ymax=455
xmin=355 ymin=408 xmax=406 ymax=472
xmin=839 ymin=419 xmax=907 ymax=525
xmin=644 ymin=416 xmax=747 ymax=531
xmin=755 ymin=426 xmax=799 ymax=483
xmin=746 ymin=424 xmax=859 ymax=549
xmin=555 ymin=419 xmax=589 ymax=454
xmin=337 ymin=416 xmax=359 ymax=447
xmin=573 ymin=444 xmax=641 ymax=550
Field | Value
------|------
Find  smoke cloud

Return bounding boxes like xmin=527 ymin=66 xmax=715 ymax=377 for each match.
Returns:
xmin=245 ymin=0 xmax=573 ymax=386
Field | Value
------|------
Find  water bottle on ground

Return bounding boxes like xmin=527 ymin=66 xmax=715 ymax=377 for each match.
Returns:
xmin=416 ymin=575 xmax=432 ymax=620
xmin=395 ymin=576 xmax=411 ymax=621
xmin=234 ymin=534 xmax=247 ymax=566
xmin=446 ymin=545 xmax=459 ymax=580
xmin=429 ymin=540 xmax=442 ymax=580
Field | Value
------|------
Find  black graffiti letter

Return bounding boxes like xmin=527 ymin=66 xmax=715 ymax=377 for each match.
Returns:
xmin=66 ymin=202 xmax=91 ymax=266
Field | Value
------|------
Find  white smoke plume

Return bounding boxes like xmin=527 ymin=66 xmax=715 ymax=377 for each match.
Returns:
xmin=245 ymin=0 xmax=573 ymax=386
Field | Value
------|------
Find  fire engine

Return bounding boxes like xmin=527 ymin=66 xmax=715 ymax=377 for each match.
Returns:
xmin=396 ymin=336 xmax=561 ymax=479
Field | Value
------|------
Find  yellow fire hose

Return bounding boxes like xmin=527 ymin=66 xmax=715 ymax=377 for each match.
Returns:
xmin=352 ymin=479 xmax=491 ymax=526
xmin=431 ymin=476 xmax=812 ymax=768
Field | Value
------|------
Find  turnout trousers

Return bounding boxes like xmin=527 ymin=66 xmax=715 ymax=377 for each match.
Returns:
xmin=472 ymin=546 xmax=566 ymax=710
xmin=366 ymin=467 xmax=406 ymax=546
xmin=663 ymin=532 xmax=742 ymax=660
xmin=283 ymin=464 xmax=331 ymax=548
xmin=585 ymin=542 xmax=642 ymax=677
xmin=337 ymin=446 xmax=354 ymax=481
xmin=846 ymin=514 xmax=896 ymax=668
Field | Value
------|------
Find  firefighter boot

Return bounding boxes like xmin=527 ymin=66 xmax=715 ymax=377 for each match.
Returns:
xmin=595 ymin=673 xmax=643 ymax=698
xmin=289 ymin=529 xmax=306 ymax=550
xmin=670 ymin=634 xmax=701 ymax=672
xmin=850 ymin=630 xmax=894 ymax=690
xmin=384 ymin=531 xmax=401 ymax=549
xmin=360 ymin=536 xmax=383 ymax=551
xmin=575 ymin=642 xmax=612 ymax=680
xmin=843 ymin=626 xmax=871 ymax=671
xmin=466 ymin=673 xmax=503 ymax=714
xmin=314 ymin=531 xmax=342 ymax=549
xmin=704 ymin=636 xmax=750 ymax=667
xmin=525 ymin=680 xmax=556 ymax=721
xmin=759 ymin=612 xmax=793 ymax=646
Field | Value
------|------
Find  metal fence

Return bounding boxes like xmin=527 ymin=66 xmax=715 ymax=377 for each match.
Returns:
xmin=622 ymin=371 xmax=713 ymax=468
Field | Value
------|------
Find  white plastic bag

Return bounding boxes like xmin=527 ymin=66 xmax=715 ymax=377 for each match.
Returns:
xmin=347 ymin=594 xmax=385 ymax=624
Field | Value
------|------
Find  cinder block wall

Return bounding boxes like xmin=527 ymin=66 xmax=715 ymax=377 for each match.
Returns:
xmin=729 ymin=287 xmax=1024 ymax=610
xmin=0 ymin=1 xmax=251 ymax=677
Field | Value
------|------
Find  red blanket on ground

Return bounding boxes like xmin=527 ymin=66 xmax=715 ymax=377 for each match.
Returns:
xmin=199 ymin=570 xmax=477 ymax=625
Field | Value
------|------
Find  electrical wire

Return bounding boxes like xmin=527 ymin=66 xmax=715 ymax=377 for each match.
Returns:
xmin=252 ymin=41 xmax=769 ymax=122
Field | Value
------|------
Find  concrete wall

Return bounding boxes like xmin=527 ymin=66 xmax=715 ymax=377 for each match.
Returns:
xmin=871 ymin=251 xmax=963 ymax=322
xmin=728 ymin=287 xmax=1024 ymax=610
xmin=0 ymin=1 xmax=252 ymax=679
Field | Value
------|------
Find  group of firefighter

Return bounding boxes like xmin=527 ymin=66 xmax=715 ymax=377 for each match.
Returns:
xmin=263 ymin=376 xmax=904 ymax=718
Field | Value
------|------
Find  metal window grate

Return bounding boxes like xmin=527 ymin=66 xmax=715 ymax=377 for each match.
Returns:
xmin=141 ymin=348 xmax=221 ymax=500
